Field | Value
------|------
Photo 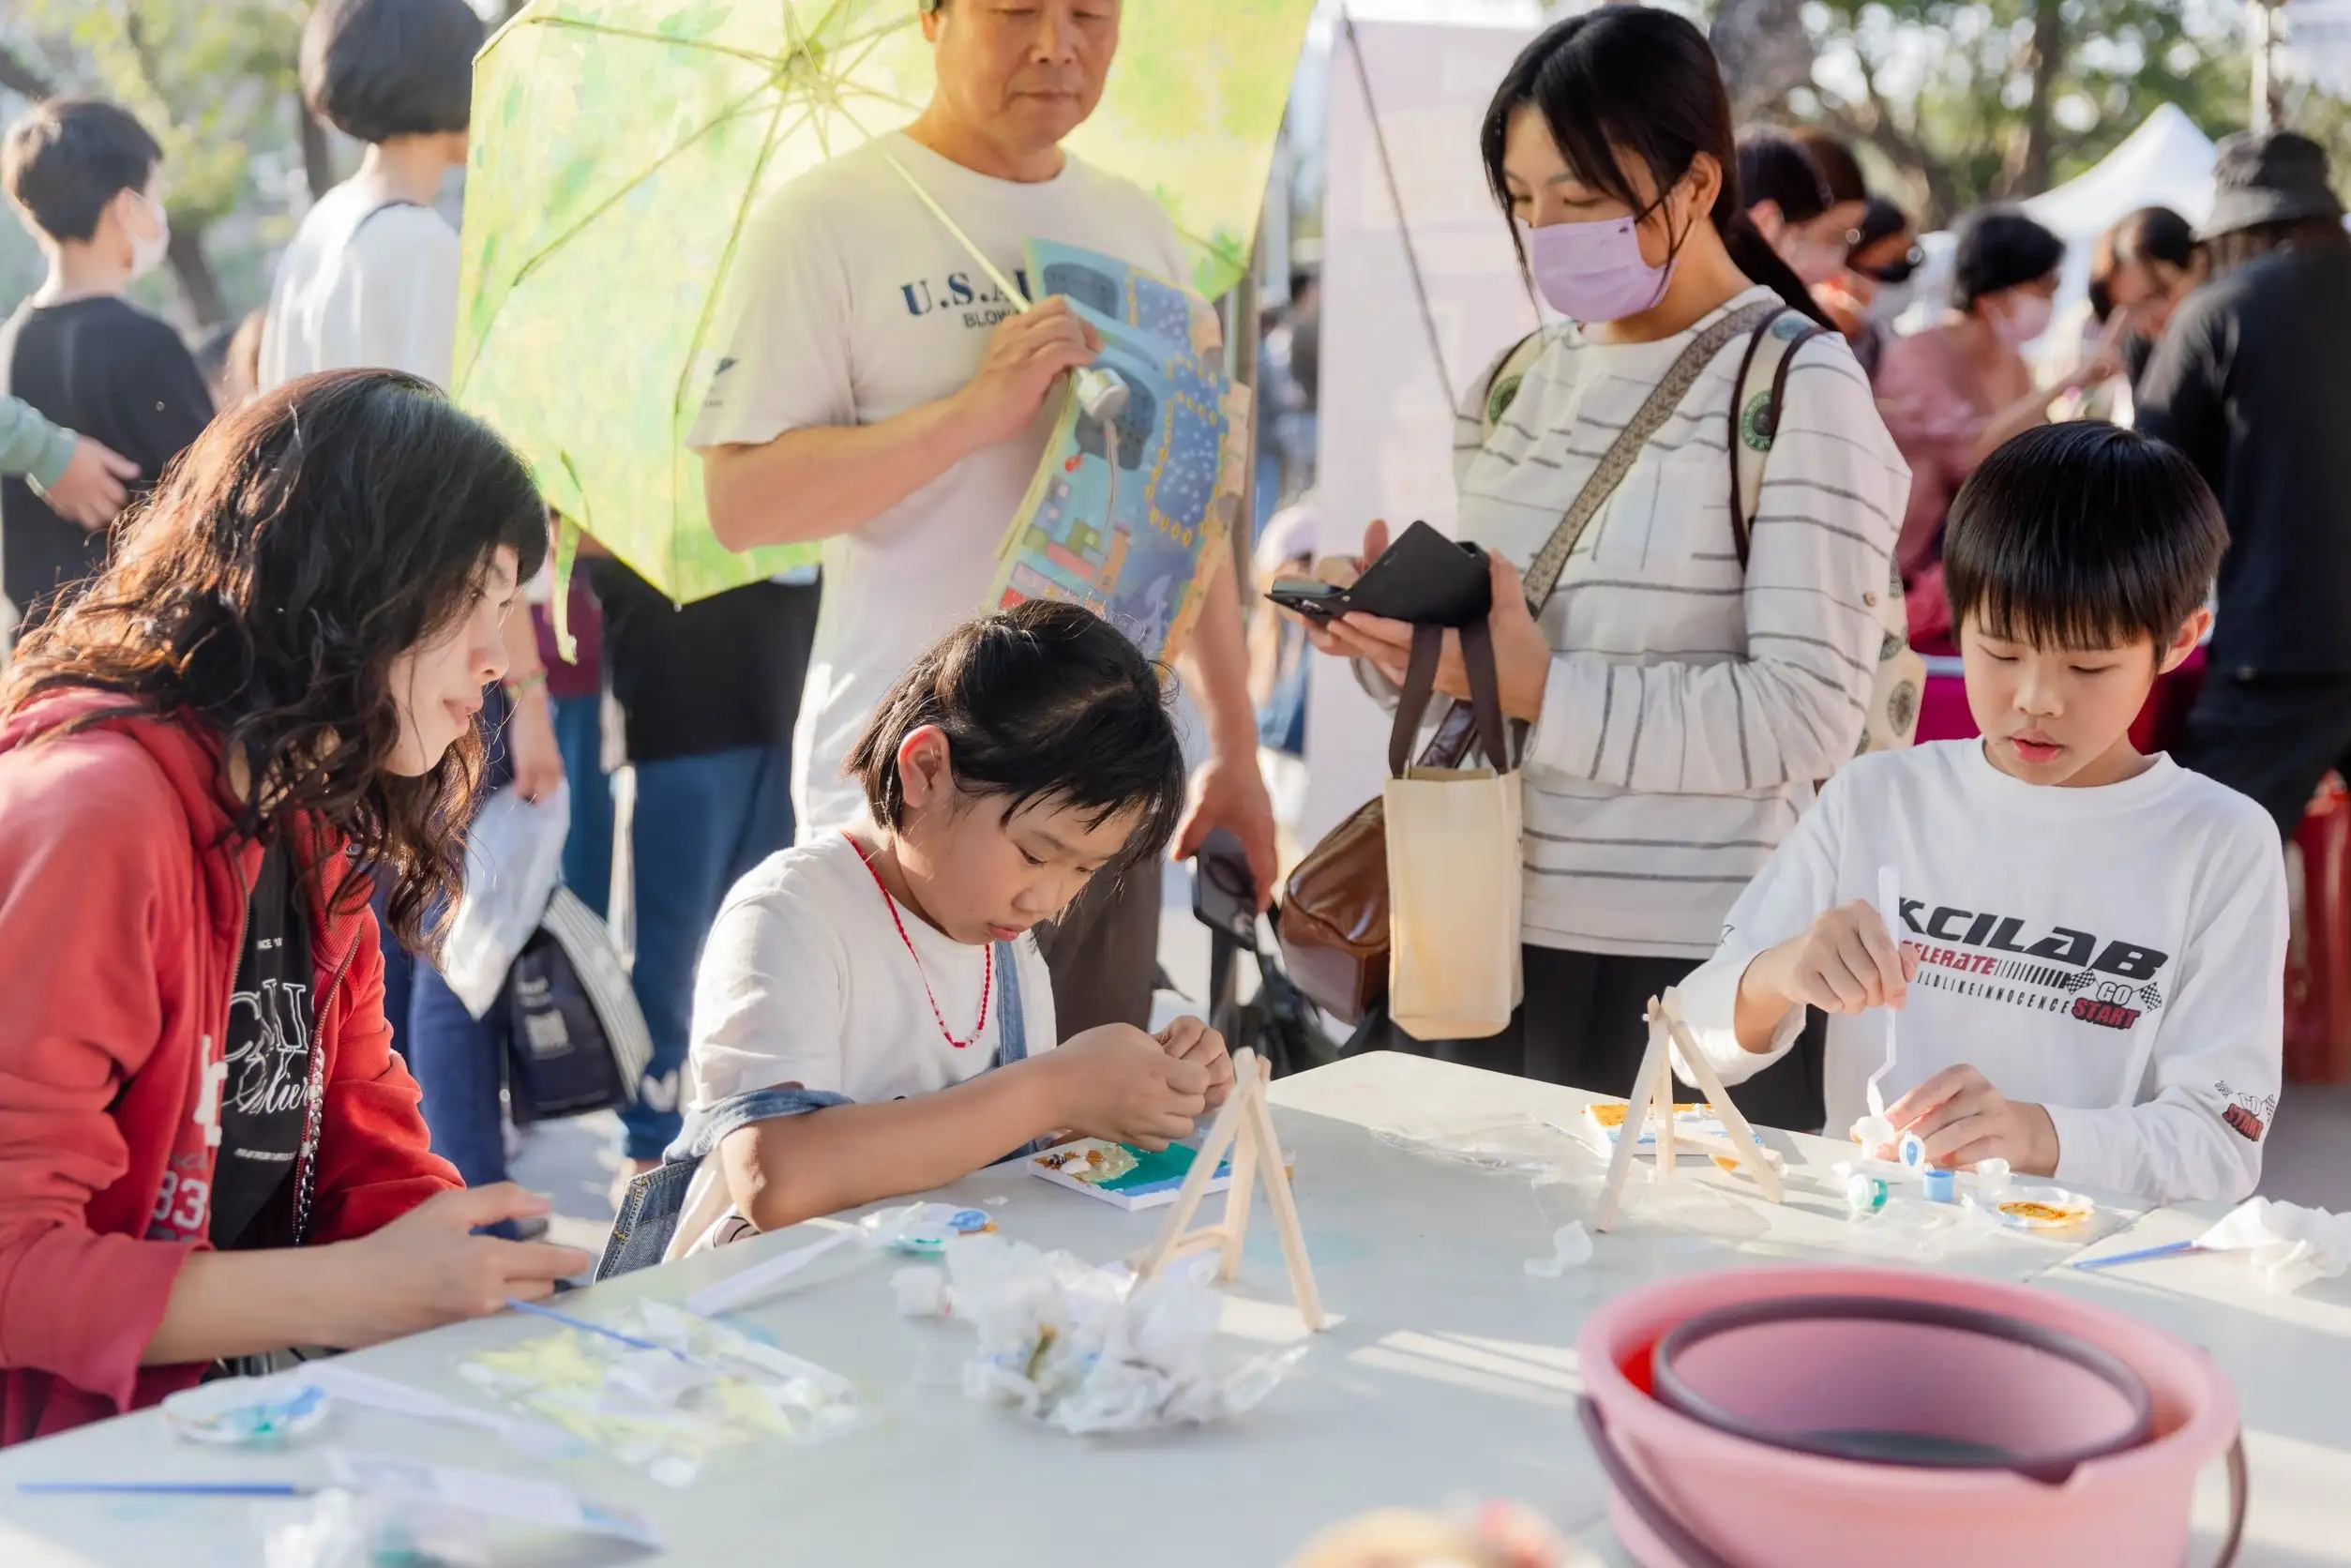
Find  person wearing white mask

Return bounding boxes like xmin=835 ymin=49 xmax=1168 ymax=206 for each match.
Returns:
xmin=0 ymin=98 xmax=213 ymax=631
xmin=1875 ymin=208 xmax=2116 ymax=583
xmin=1815 ymin=197 xmax=1921 ymax=381
xmin=1298 ymin=8 xmax=1906 ymax=1130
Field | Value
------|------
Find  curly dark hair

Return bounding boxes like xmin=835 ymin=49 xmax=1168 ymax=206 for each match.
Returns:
xmin=2 ymin=369 xmax=549 ymax=951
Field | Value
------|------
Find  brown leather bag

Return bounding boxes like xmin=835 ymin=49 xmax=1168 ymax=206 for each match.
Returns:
xmin=1277 ymin=302 xmax=1781 ymax=1023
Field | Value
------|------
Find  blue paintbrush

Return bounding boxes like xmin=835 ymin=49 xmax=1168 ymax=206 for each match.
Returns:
xmin=18 ymin=1480 xmax=310 ymax=1498
xmin=2069 ymin=1238 xmax=2208 ymax=1272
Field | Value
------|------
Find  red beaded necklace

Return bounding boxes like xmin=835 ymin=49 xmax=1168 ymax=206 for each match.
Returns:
xmin=851 ymin=835 xmax=990 ymax=1050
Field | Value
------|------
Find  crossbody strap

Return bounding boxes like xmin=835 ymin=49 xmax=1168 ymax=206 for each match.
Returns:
xmin=1519 ymin=298 xmax=1784 ymax=610
xmin=1414 ymin=297 xmax=1779 ymax=773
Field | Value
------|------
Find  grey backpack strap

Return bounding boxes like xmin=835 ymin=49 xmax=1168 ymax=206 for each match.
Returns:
xmin=1519 ymin=298 xmax=1783 ymax=611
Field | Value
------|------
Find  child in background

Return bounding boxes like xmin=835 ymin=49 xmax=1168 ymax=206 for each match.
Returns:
xmin=1673 ymin=422 xmax=2284 ymax=1206
xmin=0 ymin=98 xmax=212 ymax=629
xmin=606 ymin=602 xmax=1233 ymax=1272
xmin=259 ymin=0 xmax=481 ymax=391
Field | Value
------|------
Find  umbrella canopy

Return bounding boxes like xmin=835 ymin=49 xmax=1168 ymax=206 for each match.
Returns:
xmin=453 ymin=0 xmax=1316 ymax=604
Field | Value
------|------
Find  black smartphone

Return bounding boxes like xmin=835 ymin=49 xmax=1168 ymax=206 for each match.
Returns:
xmin=1260 ymin=520 xmax=1491 ymax=628
xmin=1191 ymin=827 xmax=1258 ymax=950
xmin=1267 ymin=575 xmax=1344 ymax=620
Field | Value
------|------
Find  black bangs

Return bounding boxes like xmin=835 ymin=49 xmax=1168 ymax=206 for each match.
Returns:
xmin=1945 ymin=423 xmax=2226 ymax=654
xmin=846 ymin=600 xmax=1187 ymax=880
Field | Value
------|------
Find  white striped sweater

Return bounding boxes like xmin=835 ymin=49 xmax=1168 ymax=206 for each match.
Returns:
xmin=1452 ymin=286 xmax=1910 ymax=957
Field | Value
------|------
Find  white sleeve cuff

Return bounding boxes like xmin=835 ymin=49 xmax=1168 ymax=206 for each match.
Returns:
xmin=1668 ymin=950 xmax=1801 ymax=1089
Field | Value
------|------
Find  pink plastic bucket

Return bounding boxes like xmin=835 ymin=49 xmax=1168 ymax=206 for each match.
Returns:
xmin=1576 ymin=1265 xmax=2245 ymax=1568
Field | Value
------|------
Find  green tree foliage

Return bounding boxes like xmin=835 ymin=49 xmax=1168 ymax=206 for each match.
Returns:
xmin=1790 ymin=0 xmax=2252 ymax=225
xmin=7 ymin=1 xmax=319 ymax=324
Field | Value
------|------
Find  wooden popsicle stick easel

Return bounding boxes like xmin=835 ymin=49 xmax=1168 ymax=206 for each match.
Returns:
xmin=1130 ymin=1048 xmax=1329 ymax=1331
xmin=1593 ymin=991 xmax=1783 ymax=1232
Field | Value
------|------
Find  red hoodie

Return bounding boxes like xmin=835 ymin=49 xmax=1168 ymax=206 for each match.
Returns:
xmin=0 ymin=690 xmax=458 ymax=1442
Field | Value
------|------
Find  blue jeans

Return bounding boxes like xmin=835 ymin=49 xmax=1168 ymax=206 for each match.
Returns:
xmin=372 ymin=882 xmax=414 ymax=1059
xmin=408 ymin=963 xmax=514 ymax=1202
xmin=619 ymin=743 xmax=795 ymax=1161
xmin=552 ymin=693 xmax=613 ymax=917
xmin=403 ymin=687 xmax=521 ymax=1229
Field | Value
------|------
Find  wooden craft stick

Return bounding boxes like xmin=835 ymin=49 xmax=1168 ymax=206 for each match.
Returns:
xmin=1659 ymin=993 xmax=1784 ymax=1204
xmin=1594 ymin=1006 xmax=1671 ymax=1232
xmin=1651 ymin=1011 xmax=1677 ymax=1182
xmin=1246 ymin=1071 xmax=1327 ymax=1331
xmin=1217 ymin=1053 xmax=1259 ymax=1282
xmin=1133 ymin=1049 xmax=1251 ymax=1279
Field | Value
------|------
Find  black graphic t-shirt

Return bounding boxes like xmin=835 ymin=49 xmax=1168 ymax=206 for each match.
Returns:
xmin=209 ymin=840 xmax=315 ymax=1249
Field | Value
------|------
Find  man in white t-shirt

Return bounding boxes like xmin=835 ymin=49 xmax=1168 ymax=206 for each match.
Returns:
xmin=694 ymin=0 xmax=1275 ymax=1035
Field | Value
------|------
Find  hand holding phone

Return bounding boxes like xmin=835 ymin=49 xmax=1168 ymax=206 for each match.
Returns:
xmin=1268 ymin=576 xmax=1344 ymax=620
xmin=1260 ymin=520 xmax=1490 ymax=628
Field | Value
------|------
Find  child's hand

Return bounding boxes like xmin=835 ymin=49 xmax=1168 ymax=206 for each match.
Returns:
xmin=1156 ymin=1015 xmax=1235 ymax=1109
xmin=1051 ymin=1024 xmax=1211 ymax=1151
xmin=1886 ymin=1065 xmax=2059 ymax=1175
xmin=1752 ymin=899 xmax=1918 ymax=1016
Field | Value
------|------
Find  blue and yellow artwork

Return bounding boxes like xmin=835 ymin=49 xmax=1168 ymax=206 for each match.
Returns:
xmin=988 ymin=241 xmax=1249 ymax=661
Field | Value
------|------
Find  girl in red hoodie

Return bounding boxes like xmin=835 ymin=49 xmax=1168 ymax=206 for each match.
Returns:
xmin=0 ymin=369 xmax=592 ymax=1441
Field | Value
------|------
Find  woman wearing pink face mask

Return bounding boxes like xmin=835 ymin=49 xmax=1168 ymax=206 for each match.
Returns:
xmin=1875 ymin=209 xmax=2116 ymax=583
xmin=1298 ymin=7 xmax=1904 ymax=1131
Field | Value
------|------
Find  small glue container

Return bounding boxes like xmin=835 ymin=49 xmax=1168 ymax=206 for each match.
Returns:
xmin=1921 ymin=1167 xmax=1957 ymax=1204
xmin=1897 ymin=1131 xmax=1928 ymax=1170
xmin=1846 ymin=1172 xmax=1889 ymax=1214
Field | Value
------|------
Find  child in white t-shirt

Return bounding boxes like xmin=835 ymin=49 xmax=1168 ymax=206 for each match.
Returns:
xmin=635 ymin=602 xmax=1231 ymax=1266
xmin=259 ymin=0 xmax=479 ymax=392
xmin=1674 ymin=422 xmax=2285 ymax=1205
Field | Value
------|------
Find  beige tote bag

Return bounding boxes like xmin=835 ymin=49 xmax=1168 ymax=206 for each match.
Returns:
xmin=1384 ymin=619 xmax=1522 ymax=1040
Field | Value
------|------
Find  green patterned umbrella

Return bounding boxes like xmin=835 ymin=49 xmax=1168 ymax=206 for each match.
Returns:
xmin=452 ymin=0 xmax=1315 ymax=605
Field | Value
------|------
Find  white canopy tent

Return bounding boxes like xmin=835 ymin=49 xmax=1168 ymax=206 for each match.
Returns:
xmin=2024 ymin=101 xmax=2219 ymax=244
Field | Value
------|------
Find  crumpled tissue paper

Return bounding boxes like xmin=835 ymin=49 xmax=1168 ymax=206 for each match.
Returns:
xmin=2198 ymin=1198 xmax=2351 ymax=1293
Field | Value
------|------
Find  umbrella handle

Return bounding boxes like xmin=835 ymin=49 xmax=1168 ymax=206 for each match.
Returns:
xmin=881 ymin=150 xmax=1032 ymax=312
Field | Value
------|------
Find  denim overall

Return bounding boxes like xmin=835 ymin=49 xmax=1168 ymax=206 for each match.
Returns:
xmin=596 ymin=941 xmax=1037 ymax=1278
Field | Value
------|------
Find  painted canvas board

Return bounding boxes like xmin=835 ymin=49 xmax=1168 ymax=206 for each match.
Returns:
xmin=1029 ymin=1138 xmax=1237 ymax=1212
xmin=987 ymin=240 xmax=1249 ymax=661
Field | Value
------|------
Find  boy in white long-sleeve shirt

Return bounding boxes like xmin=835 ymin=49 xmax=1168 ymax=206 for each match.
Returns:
xmin=1674 ymin=422 xmax=2284 ymax=1204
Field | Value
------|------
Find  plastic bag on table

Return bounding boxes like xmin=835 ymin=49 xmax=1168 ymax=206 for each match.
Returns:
xmin=259 ymin=1489 xmax=489 ymax=1568
xmin=441 ymin=780 xmax=570 ymax=1018
xmin=460 ymin=1298 xmax=862 ymax=1487
xmin=943 ymin=1235 xmax=1305 ymax=1436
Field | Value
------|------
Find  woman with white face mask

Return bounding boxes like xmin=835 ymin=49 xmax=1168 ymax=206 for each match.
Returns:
xmin=1876 ymin=208 xmax=2115 ymax=580
xmin=1296 ymin=7 xmax=1907 ymax=1130
xmin=1815 ymin=197 xmax=1921 ymax=380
